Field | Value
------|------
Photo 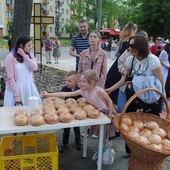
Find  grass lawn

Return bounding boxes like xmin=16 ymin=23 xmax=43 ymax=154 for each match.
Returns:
xmin=0 ymin=39 xmax=8 ymax=48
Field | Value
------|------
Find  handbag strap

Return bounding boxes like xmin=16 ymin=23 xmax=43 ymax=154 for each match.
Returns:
xmin=129 ymin=56 xmax=135 ymax=75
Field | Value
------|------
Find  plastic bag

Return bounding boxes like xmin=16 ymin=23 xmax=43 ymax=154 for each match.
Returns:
xmin=92 ymin=124 xmax=115 ymax=166
xmin=92 ymin=143 xmax=115 ymax=165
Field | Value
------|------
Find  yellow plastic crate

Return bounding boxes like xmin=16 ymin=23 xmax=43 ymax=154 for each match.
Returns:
xmin=0 ymin=133 xmax=58 ymax=170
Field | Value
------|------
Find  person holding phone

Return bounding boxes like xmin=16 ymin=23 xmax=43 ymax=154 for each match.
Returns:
xmin=4 ymin=34 xmax=41 ymax=106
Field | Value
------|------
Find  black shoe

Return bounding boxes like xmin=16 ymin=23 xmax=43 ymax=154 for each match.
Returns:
xmin=46 ymin=62 xmax=49 ymax=64
xmin=59 ymin=144 xmax=68 ymax=153
xmin=76 ymin=142 xmax=81 ymax=150
xmin=49 ymin=62 xmax=52 ymax=64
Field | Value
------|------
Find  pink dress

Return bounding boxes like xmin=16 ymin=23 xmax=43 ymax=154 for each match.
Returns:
xmin=80 ymin=86 xmax=116 ymax=139
xmin=80 ymin=86 xmax=109 ymax=112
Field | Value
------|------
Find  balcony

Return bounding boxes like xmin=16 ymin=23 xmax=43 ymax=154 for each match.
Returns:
xmin=42 ymin=0 xmax=49 ymax=4
xmin=6 ymin=3 xmax=14 ymax=10
xmin=55 ymin=12 xmax=62 ymax=17
xmin=56 ymin=1 xmax=63 ymax=6
xmin=55 ymin=22 xmax=60 ymax=27
xmin=42 ymin=9 xmax=49 ymax=15
xmin=7 ymin=17 xmax=13 ymax=23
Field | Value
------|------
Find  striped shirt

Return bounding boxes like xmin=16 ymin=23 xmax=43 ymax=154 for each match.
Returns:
xmin=71 ymin=33 xmax=90 ymax=71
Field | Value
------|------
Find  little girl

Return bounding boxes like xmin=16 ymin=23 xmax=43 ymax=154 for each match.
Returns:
xmin=41 ymin=69 xmax=116 ymax=120
xmin=41 ymin=70 xmax=116 ymax=139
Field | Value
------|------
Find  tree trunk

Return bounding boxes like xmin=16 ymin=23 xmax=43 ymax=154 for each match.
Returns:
xmin=11 ymin=0 xmax=33 ymax=49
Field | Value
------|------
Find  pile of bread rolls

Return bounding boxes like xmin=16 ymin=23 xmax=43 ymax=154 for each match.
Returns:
xmin=14 ymin=97 xmax=100 ymax=126
xmin=120 ymin=115 xmax=170 ymax=152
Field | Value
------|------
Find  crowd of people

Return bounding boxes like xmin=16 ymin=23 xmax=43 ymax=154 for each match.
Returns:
xmin=3 ymin=19 xmax=170 ymax=160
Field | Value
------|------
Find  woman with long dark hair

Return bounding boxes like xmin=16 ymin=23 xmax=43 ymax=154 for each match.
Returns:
xmin=4 ymin=34 xmax=41 ymax=106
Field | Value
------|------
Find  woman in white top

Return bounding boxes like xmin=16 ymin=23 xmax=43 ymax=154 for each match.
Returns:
xmin=106 ymin=34 xmax=164 ymax=157
xmin=106 ymin=34 xmax=164 ymax=115
xmin=159 ymin=43 xmax=170 ymax=84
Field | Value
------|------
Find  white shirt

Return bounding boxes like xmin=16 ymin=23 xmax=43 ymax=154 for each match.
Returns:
xmin=125 ymin=54 xmax=161 ymax=76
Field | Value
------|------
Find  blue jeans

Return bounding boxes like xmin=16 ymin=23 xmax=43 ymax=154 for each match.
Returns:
xmin=117 ymin=90 xmax=127 ymax=113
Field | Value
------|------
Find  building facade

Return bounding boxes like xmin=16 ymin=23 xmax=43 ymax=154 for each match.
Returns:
xmin=0 ymin=0 xmax=72 ymax=38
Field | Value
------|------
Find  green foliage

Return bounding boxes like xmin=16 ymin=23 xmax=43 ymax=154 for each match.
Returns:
xmin=0 ymin=39 xmax=8 ymax=48
xmin=60 ymin=39 xmax=71 ymax=46
xmin=67 ymin=0 xmax=127 ymax=33
xmin=64 ymin=20 xmax=79 ymax=37
xmin=127 ymin=0 xmax=170 ymax=39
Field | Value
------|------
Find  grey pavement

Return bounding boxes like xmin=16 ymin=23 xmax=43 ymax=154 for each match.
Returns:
xmin=0 ymin=47 xmax=115 ymax=71
xmin=0 ymin=47 xmax=170 ymax=170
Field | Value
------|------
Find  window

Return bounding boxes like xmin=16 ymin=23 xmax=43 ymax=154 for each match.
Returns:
xmin=62 ymin=8 xmax=64 ymax=14
xmin=62 ymin=27 xmax=64 ymax=33
xmin=66 ymin=9 xmax=68 ymax=15
xmin=66 ymin=19 xmax=68 ymax=24
xmin=6 ymin=11 xmax=13 ymax=18
xmin=6 ymin=0 xmax=12 ymax=4
xmin=62 ymin=18 xmax=64 ymax=24
xmin=42 ymin=26 xmax=46 ymax=32
xmin=50 ymin=27 xmax=53 ymax=33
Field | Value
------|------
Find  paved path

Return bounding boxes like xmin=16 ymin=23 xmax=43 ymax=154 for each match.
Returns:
xmin=0 ymin=47 xmax=115 ymax=72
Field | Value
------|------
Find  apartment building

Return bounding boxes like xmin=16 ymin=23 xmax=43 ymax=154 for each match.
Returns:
xmin=0 ymin=0 xmax=72 ymax=38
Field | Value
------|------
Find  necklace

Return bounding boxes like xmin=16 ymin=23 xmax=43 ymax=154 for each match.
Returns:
xmin=90 ymin=47 xmax=99 ymax=51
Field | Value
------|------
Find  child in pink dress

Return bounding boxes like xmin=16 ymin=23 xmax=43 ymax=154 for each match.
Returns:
xmin=41 ymin=70 xmax=117 ymax=138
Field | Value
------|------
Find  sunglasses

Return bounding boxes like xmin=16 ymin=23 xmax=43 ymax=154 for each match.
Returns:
xmin=156 ymin=39 xmax=162 ymax=41
xmin=128 ymin=44 xmax=135 ymax=48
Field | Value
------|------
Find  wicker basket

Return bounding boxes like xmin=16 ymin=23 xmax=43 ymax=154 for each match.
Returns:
xmin=113 ymin=88 xmax=170 ymax=170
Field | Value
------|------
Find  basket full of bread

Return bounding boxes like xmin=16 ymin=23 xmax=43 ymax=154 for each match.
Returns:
xmin=113 ymin=88 xmax=170 ymax=170
xmin=14 ymin=97 xmax=100 ymax=126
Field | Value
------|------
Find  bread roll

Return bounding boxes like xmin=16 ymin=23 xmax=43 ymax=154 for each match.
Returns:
xmin=31 ymin=109 xmax=44 ymax=116
xmin=44 ymin=113 xmax=59 ymax=124
xmin=77 ymin=97 xmax=86 ymax=103
xmin=4 ymin=149 xmax=15 ymax=156
xmin=54 ymin=98 xmax=65 ymax=105
xmin=43 ymin=108 xmax=58 ymax=115
xmin=74 ymin=110 xmax=87 ymax=120
xmin=65 ymin=98 xmax=77 ymax=104
xmin=54 ymin=103 xmax=67 ymax=110
xmin=59 ymin=112 xmax=72 ymax=123
xmin=14 ymin=115 xmax=29 ymax=126
xmin=43 ymin=104 xmax=55 ymax=112
xmin=30 ymin=115 xmax=44 ymax=126
xmin=42 ymin=98 xmax=53 ymax=105
xmin=79 ymin=101 xmax=88 ymax=107
xmin=87 ymin=109 xmax=100 ymax=119
xmin=70 ymin=104 xmax=82 ymax=114
xmin=58 ymin=106 xmax=70 ymax=115
xmin=83 ymin=104 xmax=95 ymax=112
xmin=14 ymin=109 xmax=28 ymax=117
xmin=66 ymin=101 xmax=78 ymax=108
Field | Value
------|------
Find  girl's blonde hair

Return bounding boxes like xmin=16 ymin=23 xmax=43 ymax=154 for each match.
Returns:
xmin=119 ymin=22 xmax=137 ymax=47
xmin=82 ymin=70 xmax=99 ymax=86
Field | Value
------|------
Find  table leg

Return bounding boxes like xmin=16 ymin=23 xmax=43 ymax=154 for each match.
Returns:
xmin=83 ymin=126 xmax=88 ymax=158
xmin=97 ymin=124 xmax=104 ymax=170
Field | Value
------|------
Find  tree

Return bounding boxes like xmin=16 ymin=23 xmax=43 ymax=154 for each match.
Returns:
xmin=64 ymin=20 xmax=79 ymax=38
xmin=127 ymin=0 xmax=170 ymax=38
xmin=68 ymin=0 xmax=122 ymax=32
xmin=11 ymin=0 xmax=33 ymax=49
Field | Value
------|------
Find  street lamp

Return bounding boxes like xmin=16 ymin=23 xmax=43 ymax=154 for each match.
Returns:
xmin=97 ymin=0 xmax=102 ymax=32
